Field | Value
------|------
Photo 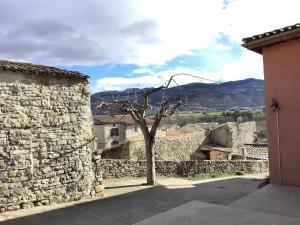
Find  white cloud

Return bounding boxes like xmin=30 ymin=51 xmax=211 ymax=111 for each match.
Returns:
xmin=132 ymin=68 xmax=154 ymax=74
xmin=211 ymin=51 xmax=263 ymax=81
xmin=96 ymin=50 xmax=263 ymax=92
xmin=123 ymin=0 xmax=226 ymax=66
xmin=1 ymin=0 xmax=299 ymax=83
xmin=0 ymin=0 xmax=226 ymax=66
xmin=96 ymin=75 xmax=162 ymax=91
xmin=223 ymin=0 xmax=300 ymax=43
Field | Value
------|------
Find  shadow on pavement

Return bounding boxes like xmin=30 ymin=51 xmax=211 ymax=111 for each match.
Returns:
xmin=0 ymin=176 xmax=266 ymax=225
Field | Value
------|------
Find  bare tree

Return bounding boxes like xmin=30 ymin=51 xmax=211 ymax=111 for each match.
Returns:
xmin=97 ymin=76 xmax=182 ymax=185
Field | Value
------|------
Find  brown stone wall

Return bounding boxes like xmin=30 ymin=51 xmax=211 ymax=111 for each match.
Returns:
xmin=130 ymin=130 xmax=206 ymax=161
xmin=210 ymin=150 xmax=230 ymax=160
xmin=97 ymin=159 xmax=269 ymax=179
xmin=101 ymin=142 xmax=130 ymax=159
xmin=0 ymin=71 xmax=102 ymax=212
xmin=211 ymin=122 xmax=257 ymax=148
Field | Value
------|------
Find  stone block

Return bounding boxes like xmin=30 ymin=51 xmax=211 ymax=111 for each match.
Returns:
xmin=94 ymin=184 xmax=104 ymax=193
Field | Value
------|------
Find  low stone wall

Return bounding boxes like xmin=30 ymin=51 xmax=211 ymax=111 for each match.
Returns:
xmin=101 ymin=142 xmax=130 ymax=159
xmin=97 ymin=159 xmax=269 ymax=179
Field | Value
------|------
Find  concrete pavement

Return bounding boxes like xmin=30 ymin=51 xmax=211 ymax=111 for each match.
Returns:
xmin=134 ymin=200 xmax=300 ymax=225
xmin=230 ymin=184 xmax=300 ymax=219
xmin=134 ymin=183 xmax=300 ymax=225
xmin=0 ymin=175 xmax=267 ymax=225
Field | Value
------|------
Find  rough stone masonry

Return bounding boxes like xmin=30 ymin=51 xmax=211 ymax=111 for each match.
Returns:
xmin=0 ymin=60 xmax=103 ymax=212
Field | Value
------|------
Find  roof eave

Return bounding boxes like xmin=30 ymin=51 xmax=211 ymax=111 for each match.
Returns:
xmin=242 ymin=29 xmax=300 ymax=54
xmin=0 ymin=60 xmax=89 ymax=79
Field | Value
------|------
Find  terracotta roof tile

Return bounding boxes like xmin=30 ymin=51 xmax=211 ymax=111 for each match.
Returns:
xmin=242 ymin=23 xmax=300 ymax=44
xmin=235 ymin=144 xmax=269 ymax=160
xmin=242 ymin=23 xmax=300 ymax=53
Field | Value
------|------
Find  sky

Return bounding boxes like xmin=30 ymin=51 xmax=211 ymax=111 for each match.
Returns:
xmin=0 ymin=0 xmax=299 ymax=93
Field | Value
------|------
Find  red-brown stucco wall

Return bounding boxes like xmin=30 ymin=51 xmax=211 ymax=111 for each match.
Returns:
xmin=263 ymin=39 xmax=300 ymax=186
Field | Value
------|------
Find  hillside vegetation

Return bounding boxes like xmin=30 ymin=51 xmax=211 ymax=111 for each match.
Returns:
xmin=91 ymin=78 xmax=264 ymax=115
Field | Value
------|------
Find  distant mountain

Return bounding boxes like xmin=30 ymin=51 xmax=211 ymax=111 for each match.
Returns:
xmin=91 ymin=78 xmax=265 ymax=115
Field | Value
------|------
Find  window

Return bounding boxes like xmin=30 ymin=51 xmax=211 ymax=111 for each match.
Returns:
xmin=110 ymin=127 xmax=119 ymax=137
xmin=111 ymin=140 xmax=119 ymax=146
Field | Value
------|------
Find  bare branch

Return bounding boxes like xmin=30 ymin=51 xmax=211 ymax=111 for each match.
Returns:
xmin=128 ymin=111 xmax=141 ymax=125
xmin=141 ymin=74 xmax=178 ymax=97
xmin=150 ymin=100 xmax=168 ymax=136
xmin=166 ymin=100 xmax=182 ymax=116
xmin=96 ymin=102 xmax=127 ymax=114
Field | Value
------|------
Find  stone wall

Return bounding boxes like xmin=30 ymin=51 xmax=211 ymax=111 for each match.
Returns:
xmin=211 ymin=122 xmax=257 ymax=147
xmin=255 ymin=120 xmax=267 ymax=142
xmin=101 ymin=142 xmax=130 ymax=159
xmin=209 ymin=150 xmax=231 ymax=160
xmin=0 ymin=71 xmax=102 ymax=212
xmin=129 ymin=129 xmax=206 ymax=161
xmin=97 ymin=159 xmax=269 ymax=179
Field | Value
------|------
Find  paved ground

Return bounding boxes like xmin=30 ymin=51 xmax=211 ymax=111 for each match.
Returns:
xmin=0 ymin=174 xmax=268 ymax=225
xmin=230 ymin=184 xmax=300 ymax=219
xmin=134 ymin=200 xmax=300 ymax=225
xmin=135 ymin=184 xmax=300 ymax=225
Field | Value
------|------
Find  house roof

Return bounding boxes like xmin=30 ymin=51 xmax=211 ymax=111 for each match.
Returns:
xmin=199 ymin=144 xmax=233 ymax=153
xmin=234 ymin=144 xmax=268 ymax=160
xmin=242 ymin=23 xmax=300 ymax=54
xmin=243 ymin=144 xmax=268 ymax=160
xmin=93 ymin=114 xmax=154 ymax=126
xmin=0 ymin=60 xmax=88 ymax=79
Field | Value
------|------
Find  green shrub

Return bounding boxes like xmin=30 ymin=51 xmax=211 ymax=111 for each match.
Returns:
xmin=235 ymin=171 xmax=244 ymax=176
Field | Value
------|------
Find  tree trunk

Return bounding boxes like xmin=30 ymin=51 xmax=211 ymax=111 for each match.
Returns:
xmin=145 ymin=136 xmax=156 ymax=185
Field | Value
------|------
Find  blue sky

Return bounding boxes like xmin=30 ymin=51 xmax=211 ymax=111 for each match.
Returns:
xmin=66 ymin=32 xmax=259 ymax=93
xmin=67 ymin=38 xmax=245 ymax=92
xmin=0 ymin=0 xmax=299 ymax=93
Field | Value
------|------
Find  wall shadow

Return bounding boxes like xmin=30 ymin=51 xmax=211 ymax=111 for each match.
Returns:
xmin=0 ymin=176 xmax=267 ymax=225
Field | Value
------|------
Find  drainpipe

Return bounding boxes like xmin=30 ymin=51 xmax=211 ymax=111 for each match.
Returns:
xmin=271 ymin=98 xmax=282 ymax=185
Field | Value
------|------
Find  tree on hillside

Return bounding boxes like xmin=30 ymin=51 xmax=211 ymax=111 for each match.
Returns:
xmin=97 ymin=76 xmax=182 ymax=185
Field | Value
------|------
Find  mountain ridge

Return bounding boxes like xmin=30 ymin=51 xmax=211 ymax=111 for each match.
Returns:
xmin=91 ymin=78 xmax=265 ymax=115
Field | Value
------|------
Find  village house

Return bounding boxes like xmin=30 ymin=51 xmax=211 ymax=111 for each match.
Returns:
xmin=209 ymin=121 xmax=258 ymax=148
xmin=96 ymin=116 xmax=265 ymax=161
xmin=93 ymin=114 xmax=152 ymax=149
xmin=194 ymin=121 xmax=267 ymax=160
xmin=191 ymin=144 xmax=233 ymax=160
xmin=93 ymin=115 xmax=129 ymax=150
xmin=93 ymin=114 xmax=208 ymax=161
xmin=93 ymin=114 xmax=154 ymax=159
xmin=243 ymin=23 xmax=300 ymax=186
xmin=0 ymin=60 xmax=103 ymax=212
